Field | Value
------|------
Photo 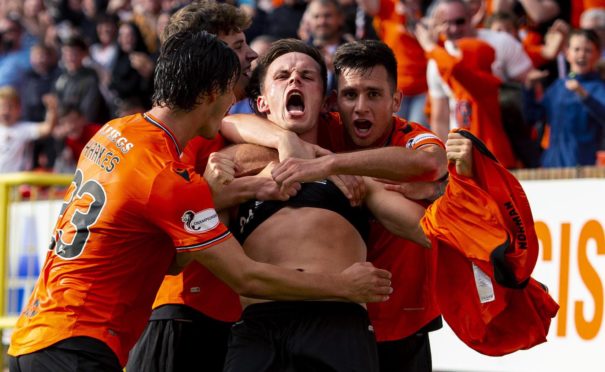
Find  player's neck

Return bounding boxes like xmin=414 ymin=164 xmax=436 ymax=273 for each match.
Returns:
xmin=147 ymin=106 xmax=197 ymax=150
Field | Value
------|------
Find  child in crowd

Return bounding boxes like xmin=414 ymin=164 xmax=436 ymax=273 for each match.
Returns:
xmin=526 ymin=29 xmax=605 ymax=167
xmin=0 ymin=86 xmax=57 ymax=173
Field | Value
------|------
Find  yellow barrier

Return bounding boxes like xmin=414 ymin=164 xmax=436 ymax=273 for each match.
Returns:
xmin=0 ymin=172 xmax=72 ymax=364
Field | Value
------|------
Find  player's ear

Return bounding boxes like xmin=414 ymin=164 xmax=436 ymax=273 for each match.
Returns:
xmin=391 ymin=89 xmax=402 ymax=114
xmin=257 ymin=95 xmax=270 ymax=114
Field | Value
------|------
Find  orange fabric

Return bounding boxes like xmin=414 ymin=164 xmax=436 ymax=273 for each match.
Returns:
xmin=374 ymin=0 xmax=427 ymax=96
xmin=320 ymin=112 xmax=445 ymax=341
xmin=153 ymin=134 xmax=242 ymax=322
xmin=427 ymin=38 xmax=518 ymax=168
xmin=421 ymin=129 xmax=558 ymax=355
xmin=8 ymin=113 xmax=232 ymax=366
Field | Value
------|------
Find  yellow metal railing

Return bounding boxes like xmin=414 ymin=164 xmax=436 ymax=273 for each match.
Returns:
xmin=0 ymin=172 xmax=72 ymax=364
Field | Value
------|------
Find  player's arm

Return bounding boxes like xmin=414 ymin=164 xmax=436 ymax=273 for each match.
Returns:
xmin=272 ymin=144 xmax=447 ymax=188
xmin=174 ymin=238 xmax=393 ymax=303
xmin=363 ymin=177 xmax=431 ymax=248
xmin=221 ymin=114 xmax=328 ymax=160
xmin=38 ymin=94 xmax=59 ymax=137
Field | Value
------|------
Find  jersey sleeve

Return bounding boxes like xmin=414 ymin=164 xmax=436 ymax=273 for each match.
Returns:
xmin=146 ymin=163 xmax=232 ymax=253
xmin=396 ymin=119 xmax=444 ymax=150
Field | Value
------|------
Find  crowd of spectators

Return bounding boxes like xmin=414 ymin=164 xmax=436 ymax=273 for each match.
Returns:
xmin=0 ymin=0 xmax=604 ymax=174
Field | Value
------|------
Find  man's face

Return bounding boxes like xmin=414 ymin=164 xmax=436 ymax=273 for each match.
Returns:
xmin=307 ymin=1 xmax=342 ymax=43
xmin=61 ymin=46 xmax=85 ymax=73
xmin=337 ymin=65 xmax=401 ymax=148
xmin=436 ymin=2 xmax=471 ymax=41
xmin=219 ymin=31 xmax=258 ymax=101
xmin=257 ymin=52 xmax=325 ymax=137
xmin=200 ymin=88 xmax=236 ymax=139
xmin=566 ymin=35 xmax=600 ymax=75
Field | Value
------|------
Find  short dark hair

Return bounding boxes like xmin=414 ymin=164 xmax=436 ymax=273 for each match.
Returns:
xmin=161 ymin=0 xmax=251 ymax=43
xmin=333 ymin=40 xmax=398 ymax=92
xmin=246 ymin=38 xmax=327 ymax=114
xmin=152 ymin=30 xmax=240 ymax=112
xmin=61 ymin=36 xmax=88 ymax=51
xmin=570 ymin=28 xmax=602 ymax=51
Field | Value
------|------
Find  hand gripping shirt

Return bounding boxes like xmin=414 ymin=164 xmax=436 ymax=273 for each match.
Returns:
xmin=152 ymin=134 xmax=243 ymax=323
xmin=8 ymin=113 xmax=232 ymax=366
xmin=319 ymin=112 xmax=444 ymax=341
xmin=421 ymin=129 xmax=559 ymax=355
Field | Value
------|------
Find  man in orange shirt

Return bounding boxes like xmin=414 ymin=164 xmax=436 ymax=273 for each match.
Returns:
xmin=8 ymin=30 xmax=392 ymax=372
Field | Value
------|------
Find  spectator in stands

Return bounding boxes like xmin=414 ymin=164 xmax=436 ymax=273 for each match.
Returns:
xmin=427 ymin=0 xmax=533 ymax=164
xmin=525 ymin=29 xmax=605 ymax=167
xmin=416 ymin=24 xmax=519 ymax=168
xmin=0 ymin=16 xmax=32 ymax=91
xmin=22 ymin=0 xmax=47 ymax=48
xmin=88 ymin=13 xmax=119 ymax=112
xmin=266 ymin=0 xmax=307 ymax=39
xmin=486 ymin=12 xmax=569 ymax=69
xmin=21 ymin=43 xmax=61 ymax=170
xmin=132 ymin=0 xmax=162 ymax=54
xmin=579 ymin=7 xmax=605 ymax=79
xmin=305 ymin=0 xmax=353 ymax=93
xmin=21 ymin=43 xmax=60 ymax=122
xmin=55 ymin=36 xmax=109 ymax=124
xmin=51 ymin=103 xmax=102 ymax=173
xmin=0 ymin=86 xmax=57 ymax=173
xmin=109 ymin=21 xmax=154 ymax=113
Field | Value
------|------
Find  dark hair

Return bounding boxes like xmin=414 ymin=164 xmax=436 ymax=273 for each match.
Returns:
xmin=152 ymin=30 xmax=240 ymax=112
xmin=570 ymin=28 xmax=602 ymax=51
xmin=333 ymin=40 xmax=398 ymax=92
xmin=246 ymin=38 xmax=327 ymax=113
xmin=118 ymin=21 xmax=149 ymax=53
xmin=61 ymin=36 xmax=88 ymax=51
xmin=161 ymin=0 xmax=251 ymax=43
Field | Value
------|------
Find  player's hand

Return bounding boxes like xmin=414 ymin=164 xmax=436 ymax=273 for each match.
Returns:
xmin=255 ymin=162 xmax=300 ymax=201
xmin=376 ymin=179 xmax=441 ymax=201
xmin=277 ymin=132 xmax=331 ymax=161
xmin=272 ymin=156 xmax=331 ymax=188
xmin=445 ymin=132 xmax=473 ymax=177
xmin=329 ymin=174 xmax=366 ymax=206
xmin=340 ymin=262 xmax=392 ymax=303
xmin=204 ymin=152 xmax=237 ymax=192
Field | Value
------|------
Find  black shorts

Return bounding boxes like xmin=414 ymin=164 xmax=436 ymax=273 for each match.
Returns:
xmin=224 ymin=301 xmax=379 ymax=372
xmin=376 ymin=316 xmax=442 ymax=372
xmin=9 ymin=336 xmax=121 ymax=372
xmin=126 ymin=304 xmax=233 ymax=372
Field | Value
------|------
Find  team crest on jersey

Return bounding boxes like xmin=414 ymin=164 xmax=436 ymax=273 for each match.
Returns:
xmin=181 ymin=209 xmax=219 ymax=233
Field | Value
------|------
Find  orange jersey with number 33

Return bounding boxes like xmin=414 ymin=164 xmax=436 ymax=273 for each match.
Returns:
xmin=8 ymin=113 xmax=232 ymax=366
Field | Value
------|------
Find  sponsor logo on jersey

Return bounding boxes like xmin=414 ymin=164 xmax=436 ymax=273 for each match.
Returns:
xmin=181 ymin=209 xmax=219 ymax=233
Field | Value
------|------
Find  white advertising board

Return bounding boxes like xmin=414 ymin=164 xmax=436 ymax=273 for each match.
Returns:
xmin=433 ymin=179 xmax=605 ymax=372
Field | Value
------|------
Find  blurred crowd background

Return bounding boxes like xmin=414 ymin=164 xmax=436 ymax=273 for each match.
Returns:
xmin=0 ymin=0 xmax=604 ymax=176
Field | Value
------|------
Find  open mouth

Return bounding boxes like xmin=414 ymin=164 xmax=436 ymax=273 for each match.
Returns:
xmin=286 ymin=91 xmax=305 ymax=116
xmin=353 ymin=119 xmax=372 ymax=135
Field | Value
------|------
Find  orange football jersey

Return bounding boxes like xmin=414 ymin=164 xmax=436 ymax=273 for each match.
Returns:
xmin=9 ymin=113 xmax=232 ymax=366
